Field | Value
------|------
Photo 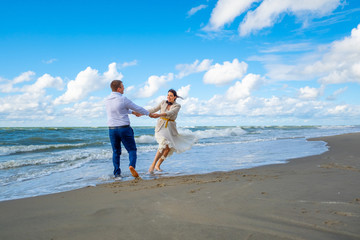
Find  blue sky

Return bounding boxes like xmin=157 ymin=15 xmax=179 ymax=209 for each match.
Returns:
xmin=1 ymin=0 xmax=360 ymax=127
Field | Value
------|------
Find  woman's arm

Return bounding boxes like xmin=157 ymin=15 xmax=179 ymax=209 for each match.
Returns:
xmin=147 ymin=101 xmax=162 ymax=114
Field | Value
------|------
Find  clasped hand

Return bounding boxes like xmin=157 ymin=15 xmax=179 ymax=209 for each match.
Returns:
xmin=133 ymin=111 xmax=160 ymax=118
xmin=149 ymin=113 xmax=160 ymax=118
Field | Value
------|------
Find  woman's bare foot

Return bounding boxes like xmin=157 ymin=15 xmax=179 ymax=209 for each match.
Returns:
xmin=155 ymin=167 xmax=162 ymax=172
xmin=155 ymin=155 xmax=166 ymax=171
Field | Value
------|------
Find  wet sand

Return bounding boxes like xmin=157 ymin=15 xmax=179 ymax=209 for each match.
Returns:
xmin=0 ymin=133 xmax=359 ymax=240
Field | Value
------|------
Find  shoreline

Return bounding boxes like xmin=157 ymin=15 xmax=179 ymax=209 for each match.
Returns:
xmin=0 ymin=133 xmax=359 ymax=239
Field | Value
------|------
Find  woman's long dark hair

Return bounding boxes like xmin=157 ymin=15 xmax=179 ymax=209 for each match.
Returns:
xmin=168 ymin=89 xmax=178 ymax=98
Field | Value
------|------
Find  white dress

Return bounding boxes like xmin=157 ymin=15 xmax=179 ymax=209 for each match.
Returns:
xmin=149 ymin=100 xmax=196 ymax=157
xmin=155 ymin=126 xmax=196 ymax=157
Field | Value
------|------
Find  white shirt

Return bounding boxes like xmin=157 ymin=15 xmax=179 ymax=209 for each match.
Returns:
xmin=105 ymin=92 xmax=149 ymax=127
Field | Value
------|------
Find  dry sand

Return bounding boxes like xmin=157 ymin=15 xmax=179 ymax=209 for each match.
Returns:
xmin=0 ymin=133 xmax=359 ymax=240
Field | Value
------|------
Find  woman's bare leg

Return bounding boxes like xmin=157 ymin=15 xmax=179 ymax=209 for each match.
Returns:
xmin=148 ymin=150 xmax=163 ymax=173
xmin=155 ymin=146 xmax=170 ymax=171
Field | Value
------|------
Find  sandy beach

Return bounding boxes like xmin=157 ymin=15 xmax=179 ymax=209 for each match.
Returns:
xmin=0 ymin=133 xmax=359 ymax=240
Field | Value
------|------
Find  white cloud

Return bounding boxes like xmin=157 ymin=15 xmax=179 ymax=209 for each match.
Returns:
xmin=125 ymin=85 xmax=135 ymax=94
xmin=136 ymin=73 xmax=174 ymax=98
xmin=24 ymin=74 xmax=63 ymax=92
xmin=260 ymin=42 xmax=315 ymax=53
xmin=177 ymin=85 xmax=191 ymax=99
xmin=226 ymin=73 xmax=263 ymax=100
xmin=188 ymin=4 xmax=208 ymax=17
xmin=120 ymin=60 xmax=138 ymax=68
xmin=204 ymin=0 xmax=341 ymax=36
xmin=0 ymin=82 xmax=15 ymax=93
xmin=265 ymin=24 xmax=360 ymax=84
xmin=103 ymin=62 xmax=123 ymax=80
xmin=351 ymin=62 xmax=360 ymax=78
xmin=61 ymin=98 xmax=105 ymax=119
xmin=0 ymin=71 xmax=63 ymax=94
xmin=266 ymin=64 xmax=303 ymax=81
xmin=0 ymin=66 xmax=121 ymax=125
xmin=0 ymin=72 xmax=65 ymax=122
xmin=205 ymin=0 xmax=258 ymax=31
xmin=179 ymin=96 xmax=213 ymax=116
xmin=172 ymin=68 xmax=356 ymax=122
xmin=0 ymin=71 xmax=36 ymax=93
xmin=42 ymin=58 xmax=57 ymax=64
xmin=0 ymin=90 xmax=55 ymax=122
xmin=298 ymin=86 xmax=322 ymax=99
xmin=316 ymin=24 xmax=360 ymax=84
xmin=319 ymin=70 xmax=349 ymax=84
xmin=54 ymin=62 xmax=123 ymax=104
xmin=326 ymin=86 xmax=348 ymax=100
xmin=327 ymin=105 xmax=350 ymax=115
xmin=203 ymin=58 xmax=248 ymax=85
xmin=176 ymin=59 xmax=213 ymax=79
xmin=178 ymin=89 xmax=357 ymax=123
xmin=239 ymin=0 xmax=341 ymax=36
xmin=13 ymin=71 xmax=35 ymax=84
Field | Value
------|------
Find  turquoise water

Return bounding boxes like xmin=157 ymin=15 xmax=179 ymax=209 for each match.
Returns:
xmin=1 ymin=125 xmax=359 ymax=201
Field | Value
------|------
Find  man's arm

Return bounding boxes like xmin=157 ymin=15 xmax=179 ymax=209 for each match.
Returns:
xmin=124 ymin=97 xmax=150 ymax=116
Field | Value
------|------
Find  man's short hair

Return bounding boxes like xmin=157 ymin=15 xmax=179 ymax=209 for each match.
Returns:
xmin=110 ymin=80 xmax=122 ymax=92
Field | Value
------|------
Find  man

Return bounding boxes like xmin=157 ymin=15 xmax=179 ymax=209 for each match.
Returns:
xmin=105 ymin=80 xmax=151 ymax=179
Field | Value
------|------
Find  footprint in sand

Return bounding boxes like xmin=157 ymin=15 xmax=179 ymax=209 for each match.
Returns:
xmin=324 ymin=220 xmax=343 ymax=226
xmin=332 ymin=211 xmax=354 ymax=217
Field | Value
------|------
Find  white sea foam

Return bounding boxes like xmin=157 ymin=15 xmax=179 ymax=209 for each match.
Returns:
xmin=135 ymin=135 xmax=156 ymax=144
xmin=0 ymin=149 xmax=112 ymax=170
xmin=193 ymin=137 xmax=276 ymax=147
xmin=192 ymin=127 xmax=247 ymax=139
xmin=0 ymin=143 xmax=88 ymax=156
xmin=98 ymin=175 xmax=112 ymax=181
xmin=0 ymin=150 xmax=112 ymax=185
xmin=137 ymin=145 xmax=158 ymax=152
xmin=1 ymin=159 xmax=87 ymax=185
xmin=133 ymin=127 xmax=249 ymax=146
xmin=317 ymin=125 xmax=355 ymax=129
xmin=135 ymin=127 xmax=247 ymax=142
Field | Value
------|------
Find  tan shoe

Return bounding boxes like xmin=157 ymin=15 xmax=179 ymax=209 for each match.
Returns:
xmin=129 ymin=166 xmax=139 ymax=178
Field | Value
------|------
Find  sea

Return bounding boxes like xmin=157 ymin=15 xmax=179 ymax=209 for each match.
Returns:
xmin=1 ymin=125 xmax=360 ymax=202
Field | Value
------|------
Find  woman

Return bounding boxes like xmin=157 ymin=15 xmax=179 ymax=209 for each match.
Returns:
xmin=148 ymin=89 xmax=196 ymax=173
